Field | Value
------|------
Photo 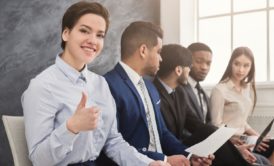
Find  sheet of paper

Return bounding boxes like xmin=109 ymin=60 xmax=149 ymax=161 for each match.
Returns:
xmin=185 ymin=126 xmax=237 ymax=157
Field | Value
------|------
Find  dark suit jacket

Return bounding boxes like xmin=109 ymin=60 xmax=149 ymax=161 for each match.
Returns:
xmin=153 ymin=78 xmax=215 ymax=144
xmin=153 ymin=78 xmax=251 ymax=166
xmin=180 ymin=83 xmax=212 ymax=124
xmin=104 ymin=63 xmax=188 ymax=161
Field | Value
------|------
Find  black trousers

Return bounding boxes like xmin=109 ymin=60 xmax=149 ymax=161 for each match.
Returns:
xmin=255 ymin=139 xmax=274 ymax=158
xmin=183 ymin=124 xmax=251 ymax=166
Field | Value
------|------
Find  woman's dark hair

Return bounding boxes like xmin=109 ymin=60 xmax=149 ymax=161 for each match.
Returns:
xmin=220 ymin=47 xmax=257 ymax=111
xmin=61 ymin=1 xmax=109 ymax=49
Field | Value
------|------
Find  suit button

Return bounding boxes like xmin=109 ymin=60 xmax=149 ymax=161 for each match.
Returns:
xmin=142 ymin=147 xmax=147 ymax=151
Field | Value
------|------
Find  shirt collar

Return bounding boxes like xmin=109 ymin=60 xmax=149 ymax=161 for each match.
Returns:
xmin=226 ymin=79 xmax=235 ymax=89
xmin=119 ymin=61 xmax=142 ymax=85
xmin=225 ymin=79 xmax=249 ymax=91
xmin=55 ymin=54 xmax=88 ymax=84
xmin=158 ymin=78 xmax=174 ymax=94
xmin=188 ymin=76 xmax=197 ymax=89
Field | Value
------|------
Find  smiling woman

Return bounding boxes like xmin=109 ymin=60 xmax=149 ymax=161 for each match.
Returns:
xmin=0 ymin=0 xmax=161 ymax=165
xmin=20 ymin=1 xmax=164 ymax=166
xmin=61 ymin=13 xmax=106 ymax=71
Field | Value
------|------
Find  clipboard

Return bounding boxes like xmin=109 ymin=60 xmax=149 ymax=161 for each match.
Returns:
xmin=253 ymin=118 xmax=274 ymax=152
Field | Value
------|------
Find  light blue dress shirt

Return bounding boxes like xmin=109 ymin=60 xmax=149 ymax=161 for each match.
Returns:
xmin=21 ymin=55 xmax=153 ymax=166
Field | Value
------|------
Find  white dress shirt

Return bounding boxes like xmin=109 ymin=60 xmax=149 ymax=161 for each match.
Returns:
xmin=119 ymin=61 xmax=162 ymax=153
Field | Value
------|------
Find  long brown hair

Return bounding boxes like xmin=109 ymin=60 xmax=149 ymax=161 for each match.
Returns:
xmin=220 ymin=47 xmax=257 ymax=111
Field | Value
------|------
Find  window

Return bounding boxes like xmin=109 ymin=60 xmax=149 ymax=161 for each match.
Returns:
xmin=195 ymin=0 xmax=274 ymax=84
xmin=270 ymin=0 xmax=274 ymax=6
xmin=270 ymin=10 xmax=274 ymax=80
xmin=198 ymin=16 xmax=231 ymax=84
xmin=233 ymin=11 xmax=267 ymax=81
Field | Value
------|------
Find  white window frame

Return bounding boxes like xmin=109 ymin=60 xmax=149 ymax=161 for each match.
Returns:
xmin=160 ymin=0 xmax=274 ymax=116
xmin=160 ymin=0 xmax=274 ymax=86
xmin=196 ymin=0 xmax=274 ymax=85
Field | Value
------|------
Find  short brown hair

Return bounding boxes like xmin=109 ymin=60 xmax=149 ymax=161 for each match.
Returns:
xmin=61 ymin=1 xmax=109 ymax=49
xmin=120 ymin=21 xmax=163 ymax=60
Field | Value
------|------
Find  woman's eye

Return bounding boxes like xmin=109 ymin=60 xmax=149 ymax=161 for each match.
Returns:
xmin=80 ymin=29 xmax=89 ymax=34
xmin=97 ymin=34 xmax=105 ymax=39
xmin=244 ymin=64 xmax=250 ymax=68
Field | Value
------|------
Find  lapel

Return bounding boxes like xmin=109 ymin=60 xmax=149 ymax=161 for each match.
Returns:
xmin=153 ymin=78 xmax=177 ymax=114
xmin=154 ymin=78 xmax=176 ymax=112
xmin=114 ymin=64 xmax=148 ymax=126
xmin=183 ymin=83 xmax=204 ymax=121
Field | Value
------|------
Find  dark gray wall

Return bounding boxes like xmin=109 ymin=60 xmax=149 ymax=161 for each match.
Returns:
xmin=0 ymin=0 xmax=159 ymax=165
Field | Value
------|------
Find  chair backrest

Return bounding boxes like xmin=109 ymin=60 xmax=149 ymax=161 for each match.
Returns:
xmin=2 ymin=115 xmax=32 ymax=166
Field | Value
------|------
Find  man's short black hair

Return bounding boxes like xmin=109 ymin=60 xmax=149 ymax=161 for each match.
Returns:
xmin=121 ymin=21 xmax=163 ymax=60
xmin=187 ymin=42 xmax=212 ymax=53
xmin=157 ymin=44 xmax=192 ymax=78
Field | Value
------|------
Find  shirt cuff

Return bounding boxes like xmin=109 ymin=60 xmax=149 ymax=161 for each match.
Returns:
xmin=54 ymin=122 xmax=78 ymax=149
xmin=164 ymin=155 xmax=167 ymax=162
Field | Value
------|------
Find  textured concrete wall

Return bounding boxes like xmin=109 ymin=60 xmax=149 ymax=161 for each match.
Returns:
xmin=0 ymin=0 xmax=159 ymax=165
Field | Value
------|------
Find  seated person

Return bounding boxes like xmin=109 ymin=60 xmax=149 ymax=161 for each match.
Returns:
xmin=102 ymin=21 xmax=213 ymax=166
xmin=210 ymin=46 xmax=274 ymax=164
xmin=154 ymin=44 xmax=253 ymax=166
xmin=21 ymin=2 xmax=169 ymax=166
xmin=178 ymin=42 xmax=272 ymax=165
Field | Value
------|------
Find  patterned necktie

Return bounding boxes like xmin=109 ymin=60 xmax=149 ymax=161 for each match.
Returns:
xmin=138 ymin=78 xmax=162 ymax=153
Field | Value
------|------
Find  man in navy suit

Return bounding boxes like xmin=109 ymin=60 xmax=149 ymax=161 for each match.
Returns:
xmin=103 ymin=21 xmax=213 ymax=166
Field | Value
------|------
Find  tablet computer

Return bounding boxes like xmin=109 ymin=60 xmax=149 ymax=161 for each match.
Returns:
xmin=253 ymin=118 xmax=274 ymax=152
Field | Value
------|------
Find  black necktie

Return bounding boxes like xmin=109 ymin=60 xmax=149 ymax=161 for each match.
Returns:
xmin=195 ymin=82 xmax=204 ymax=116
xmin=170 ymin=91 xmax=176 ymax=100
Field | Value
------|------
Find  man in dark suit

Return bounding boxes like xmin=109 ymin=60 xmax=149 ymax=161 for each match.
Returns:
xmin=178 ymin=42 xmax=213 ymax=124
xmin=173 ymin=42 xmax=270 ymax=165
xmin=154 ymin=44 xmax=252 ymax=166
xmin=103 ymin=21 xmax=213 ymax=166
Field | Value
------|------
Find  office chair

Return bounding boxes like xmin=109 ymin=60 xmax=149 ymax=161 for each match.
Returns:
xmin=2 ymin=115 xmax=32 ymax=166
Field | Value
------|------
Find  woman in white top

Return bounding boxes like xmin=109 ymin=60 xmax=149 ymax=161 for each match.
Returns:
xmin=210 ymin=47 xmax=274 ymax=164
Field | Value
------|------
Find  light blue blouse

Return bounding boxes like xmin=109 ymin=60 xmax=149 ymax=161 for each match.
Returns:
xmin=21 ymin=55 xmax=153 ymax=166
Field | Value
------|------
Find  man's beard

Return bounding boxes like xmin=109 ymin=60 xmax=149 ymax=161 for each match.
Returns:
xmin=177 ymin=75 xmax=187 ymax=85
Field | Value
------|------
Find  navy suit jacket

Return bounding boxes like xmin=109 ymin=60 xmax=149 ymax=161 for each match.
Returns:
xmin=104 ymin=63 xmax=188 ymax=160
